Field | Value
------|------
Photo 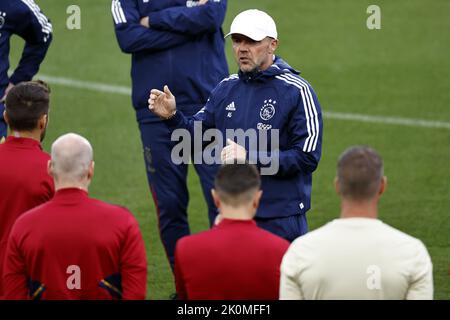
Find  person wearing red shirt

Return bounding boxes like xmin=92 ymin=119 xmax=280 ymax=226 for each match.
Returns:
xmin=174 ymin=164 xmax=289 ymax=300
xmin=0 ymin=81 xmax=54 ymax=297
xmin=2 ymin=133 xmax=147 ymax=300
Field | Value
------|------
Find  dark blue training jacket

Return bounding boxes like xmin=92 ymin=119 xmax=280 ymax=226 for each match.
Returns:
xmin=0 ymin=0 xmax=52 ymax=98
xmin=112 ymin=0 xmax=229 ymax=123
xmin=168 ymin=57 xmax=323 ymax=218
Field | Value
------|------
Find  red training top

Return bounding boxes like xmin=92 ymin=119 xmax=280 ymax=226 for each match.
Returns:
xmin=175 ymin=218 xmax=290 ymax=300
xmin=0 ymin=136 xmax=54 ymax=296
xmin=2 ymin=188 xmax=147 ymax=300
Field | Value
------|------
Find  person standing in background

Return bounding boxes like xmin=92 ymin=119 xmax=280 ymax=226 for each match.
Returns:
xmin=0 ymin=0 xmax=52 ymax=140
xmin=111 ymin=0 xmax=229 ymax=271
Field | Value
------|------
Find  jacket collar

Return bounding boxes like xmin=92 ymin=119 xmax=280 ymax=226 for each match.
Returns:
xmin=216 ymin=218 xmax=257 ymax=228
xmin=4 ymin=136 xmax=42 ymax=150
xmin=53 ymin=188 xmax=89 ymax=204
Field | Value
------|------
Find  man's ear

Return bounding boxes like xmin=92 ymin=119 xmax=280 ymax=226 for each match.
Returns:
xmin=334 ymin=177 xmax=340 ymax=195
xmin=211 ymin=189 xmax=221 ymax=209
xmin=379 ymin=176 xmax=387 ymax=196
xmin=269 ymin=38 xmax=279 ymax=54
xmin=44 ymin=114 xmax=49 ymax=127
xmin=87 ymin=161 xmax=95 ymax=180
xmin=38 ymin=114 xmax=48 ymax=130
xmin=253 ymin=190 xmax=263 ymax=209
xmin=3 ymin=111 xmax=9 ymax=126
xmin=47 ymin=160 xmax=53 ymax=177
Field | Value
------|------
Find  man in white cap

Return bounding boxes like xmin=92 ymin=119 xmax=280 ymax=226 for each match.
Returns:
xmin=148 ymin=9 xmax=323 ymax=242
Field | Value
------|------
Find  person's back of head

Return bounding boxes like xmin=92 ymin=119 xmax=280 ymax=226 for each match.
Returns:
xmin=4 ymin=81 xmax=50 ymax=142
xmin=336 ymin=146 xmax=386 ymax=218
xmin=49 ymin=133 xmax=94 ymax=191
xmin=213 ymin=163 xmax=262 ymax=220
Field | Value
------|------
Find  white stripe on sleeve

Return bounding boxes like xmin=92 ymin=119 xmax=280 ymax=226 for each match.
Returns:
xmin=117 ymin=1 xmax=127 ymax=23
xmin=276 ymin=74 xmax=319 ymax=152
xmin=111 ymin=1 xmax=120 ymax=24
xmin=21 ymin=0 xmax=52 ymax=35
xmin=111 ymin=0 xmax=126 ymax=24
xmin=282 ymin=74 xmax=320 ymax=151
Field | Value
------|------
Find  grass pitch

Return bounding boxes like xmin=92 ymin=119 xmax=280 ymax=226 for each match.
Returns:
xmin=8 ymin=0 xmax=450 ymax=299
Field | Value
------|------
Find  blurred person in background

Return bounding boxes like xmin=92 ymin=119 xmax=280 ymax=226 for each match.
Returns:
xmin=111 ymin=0 xmax=229 ymax=274
xmin=0 ymin=0 xmax=52 ymax=140
xmin=280 ymin=146 xmax=433 ymax=300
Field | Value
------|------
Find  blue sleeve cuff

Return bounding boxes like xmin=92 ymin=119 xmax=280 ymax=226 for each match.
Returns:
xmin=166 ymin=110 xmax=184 ymax=130
xmin=148 ymin=12 xmax=163 ymax=29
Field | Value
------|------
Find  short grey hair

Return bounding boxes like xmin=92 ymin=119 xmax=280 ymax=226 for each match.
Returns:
xmin=337 ymin=146 xmax=384 ymax=200
xmin=50 ymin=133 xmax=93 ymax=182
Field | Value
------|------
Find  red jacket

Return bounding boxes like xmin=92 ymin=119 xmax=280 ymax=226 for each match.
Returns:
xmin=2 ymin=188 xmax=147 ymax=300
xmin=175 ymin=218 xmax=290 ymax=300
xmin=0 ymin=136 xmax=54 ymax=296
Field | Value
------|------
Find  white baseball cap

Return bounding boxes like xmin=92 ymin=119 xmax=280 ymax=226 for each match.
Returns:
xmin=225 ymin=9 xmax=278 ymax=41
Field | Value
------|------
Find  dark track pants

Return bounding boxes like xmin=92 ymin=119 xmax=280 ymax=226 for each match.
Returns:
xmin=255 ymin=214 xmax=309 ymax=243
xmin=138 ymin=119 xmax=219 ymax=269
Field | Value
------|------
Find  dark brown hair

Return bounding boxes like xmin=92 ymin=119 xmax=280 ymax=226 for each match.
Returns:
xmin=337 ymin=146 xmax=384 ymax=201
xmin=4 ymin=80 xmax=50 ymax=131
xmin=215 ymin=164 xmax=261 ymax=207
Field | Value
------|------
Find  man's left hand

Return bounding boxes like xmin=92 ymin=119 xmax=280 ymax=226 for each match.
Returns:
xmin=221 ymin=139 xmax=247 ymax=164
xmin=140 ymin=17 xmax=149 ymax=28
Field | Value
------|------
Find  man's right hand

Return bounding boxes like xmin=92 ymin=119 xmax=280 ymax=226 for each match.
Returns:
xmin=148 ymin=85 xmax=177 ymax=119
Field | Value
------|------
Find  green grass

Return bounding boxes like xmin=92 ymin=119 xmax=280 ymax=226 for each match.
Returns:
xmin=8 ymin=0 xmax=450 ymax=299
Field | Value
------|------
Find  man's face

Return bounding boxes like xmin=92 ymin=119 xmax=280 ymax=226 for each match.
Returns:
xmin=231 ymin=34 xmax=277 ymax=73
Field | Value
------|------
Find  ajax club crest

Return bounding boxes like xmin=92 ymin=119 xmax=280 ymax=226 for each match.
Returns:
xmin=0 ymin=12 xmax=6 ymax=29
xmin=260 ymin=99 xmax=276 ymax=121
